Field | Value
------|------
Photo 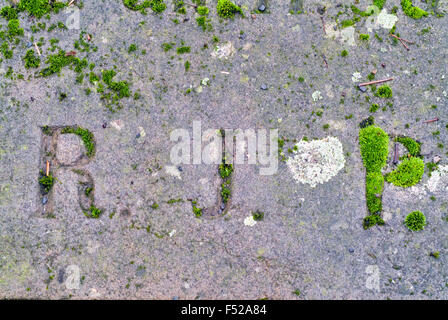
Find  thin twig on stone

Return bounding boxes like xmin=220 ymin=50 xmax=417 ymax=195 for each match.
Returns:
xmin=423 ymin=118 xmax=439 ymax=123
xmin=358 ymin=77 xmax=394 ymax=87
xmin=34 ymin=43 xmax=41 ymax=56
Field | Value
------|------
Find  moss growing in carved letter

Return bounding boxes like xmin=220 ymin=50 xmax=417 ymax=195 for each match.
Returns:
xmin=61 ymin=126 xmax=96 ymax=158
xmin=359 ymin=126 xmax=389 ymax=172
xmin=385 ymin=157 xmax=424 ymax=187
xmin=395 ymin=136 xmax=421 ymax=157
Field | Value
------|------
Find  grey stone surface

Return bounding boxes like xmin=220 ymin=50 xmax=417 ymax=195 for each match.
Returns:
xmin=56 ymin=134 xmax=85 ymax=166
xmin=0 ymin=0 xmax=447 ymax=300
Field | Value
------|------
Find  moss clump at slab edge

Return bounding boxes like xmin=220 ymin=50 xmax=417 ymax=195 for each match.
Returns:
xmin=405 ymin=210 xmax=426 ymax=231
xmin=61 ymin=126 xmax=96 ymax=158
xmin=217 ymin=0 xmax=243 ymax=19
xmin=386 ymin=157 xmax=424 ymax=187
xmin=401 ymin=0 xmax=428 ymax=19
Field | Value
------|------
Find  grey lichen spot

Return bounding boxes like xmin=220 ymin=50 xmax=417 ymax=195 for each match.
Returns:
xmin=287 ymin=137 xmax=346 ymax=188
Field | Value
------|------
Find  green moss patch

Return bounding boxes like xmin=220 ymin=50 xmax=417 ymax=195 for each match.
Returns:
xmin=1 ymin=42 xmax=13 ymax=59
xmin=83 ymin=205 xmax=102 ymax=218
xmin=373 ymin=0 xmax=387 ymax=10
xmin=405 ymin=210 xmax=426 ymax=231
xmin=363 ymin=214 xmax=385 ymax=230
xmin=351 ymin=5 xmax=375 ymax=17
xmin=359 ymin=124 xmax=389 ymax=227
xmin=385 ymin=157 xmax=424 ymax=187
xmin=375 ymin=85 xmax=393 ymax=98
xmin=366 ymin=172 xmax=384 ymax=195
xmin=192 ymin=201 xmax=203 ymax=218
xmin=7 ymin=19 xmax=24 ymax=38
xmin=122 ymin=0 xmax=166 ymax=14
xmin=395 ymin=136 xmax=421 ymax=157
xmin=38 ymin=170 xmax=55 ymax=193
xmin=341 ymin=19 xmax=355 ymax=28
xmin=39 ymin=50 xmax=83 ymax=77
xmin=23 ymin=49 xmax=40 ymax=69
xmin=98 ymin=69 xmax=131 ymax=109
xmin=359 ymin=34 xmax=370 ymax=41
xmin=217 ymin=0 xmax=243 ymax=19
xmin=401 ymin=0 xmax=428 ymax=19
xmin=17 ymin=0 xmax=66 ymax=19
xmin=252 ymin=210 xmax=264 ymax=221
xmin=221 ymin=181 xmax=231 ymax=203
xmin=61 ymin=126 xmax=95 ymax=158
xmin=219 ymin=163 xmax=233 ymax=179
xmin=359 ymin=126 xmax=389 ymax=172
xmin=176 ymin=46 xmax=190 ymax=54
xmin=0 ymin=6 xmax=18 ymax=20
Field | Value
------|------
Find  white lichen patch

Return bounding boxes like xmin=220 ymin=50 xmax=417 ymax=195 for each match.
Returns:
xmin=110 ymin=119 xmax=124 ymax=131
xmin=287 ymin=137 xmax=346 ymax=188
xmin=399 ymin=165 xmax=448 ymax=199
xmin=244 ymin=215 xmax=257 ymax=227
xmin=165 ymin=165 xmax=182 ymax=180
xmin=425 ymin=165 xmax=448 ymax=193
xmin=366 ymin=9 xmax=399 ymax=31
xmin=352 ymin=72 xmax=362 ymax=83
xmin=324 ymin=24 xmax=356 ymax=46
xmin=211 ymin=42 xmax=235 ymax=60
xmin=339 ymin=26 xmax=356 ymax=46
xmin=377 ymin=9 xmax=398 ymax=29
xmin=312 ymin=91 xmax=323 ymax=101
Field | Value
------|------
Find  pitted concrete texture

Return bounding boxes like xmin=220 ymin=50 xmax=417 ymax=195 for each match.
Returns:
xmin=0 ymin=0 xmax=448 ymax=299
